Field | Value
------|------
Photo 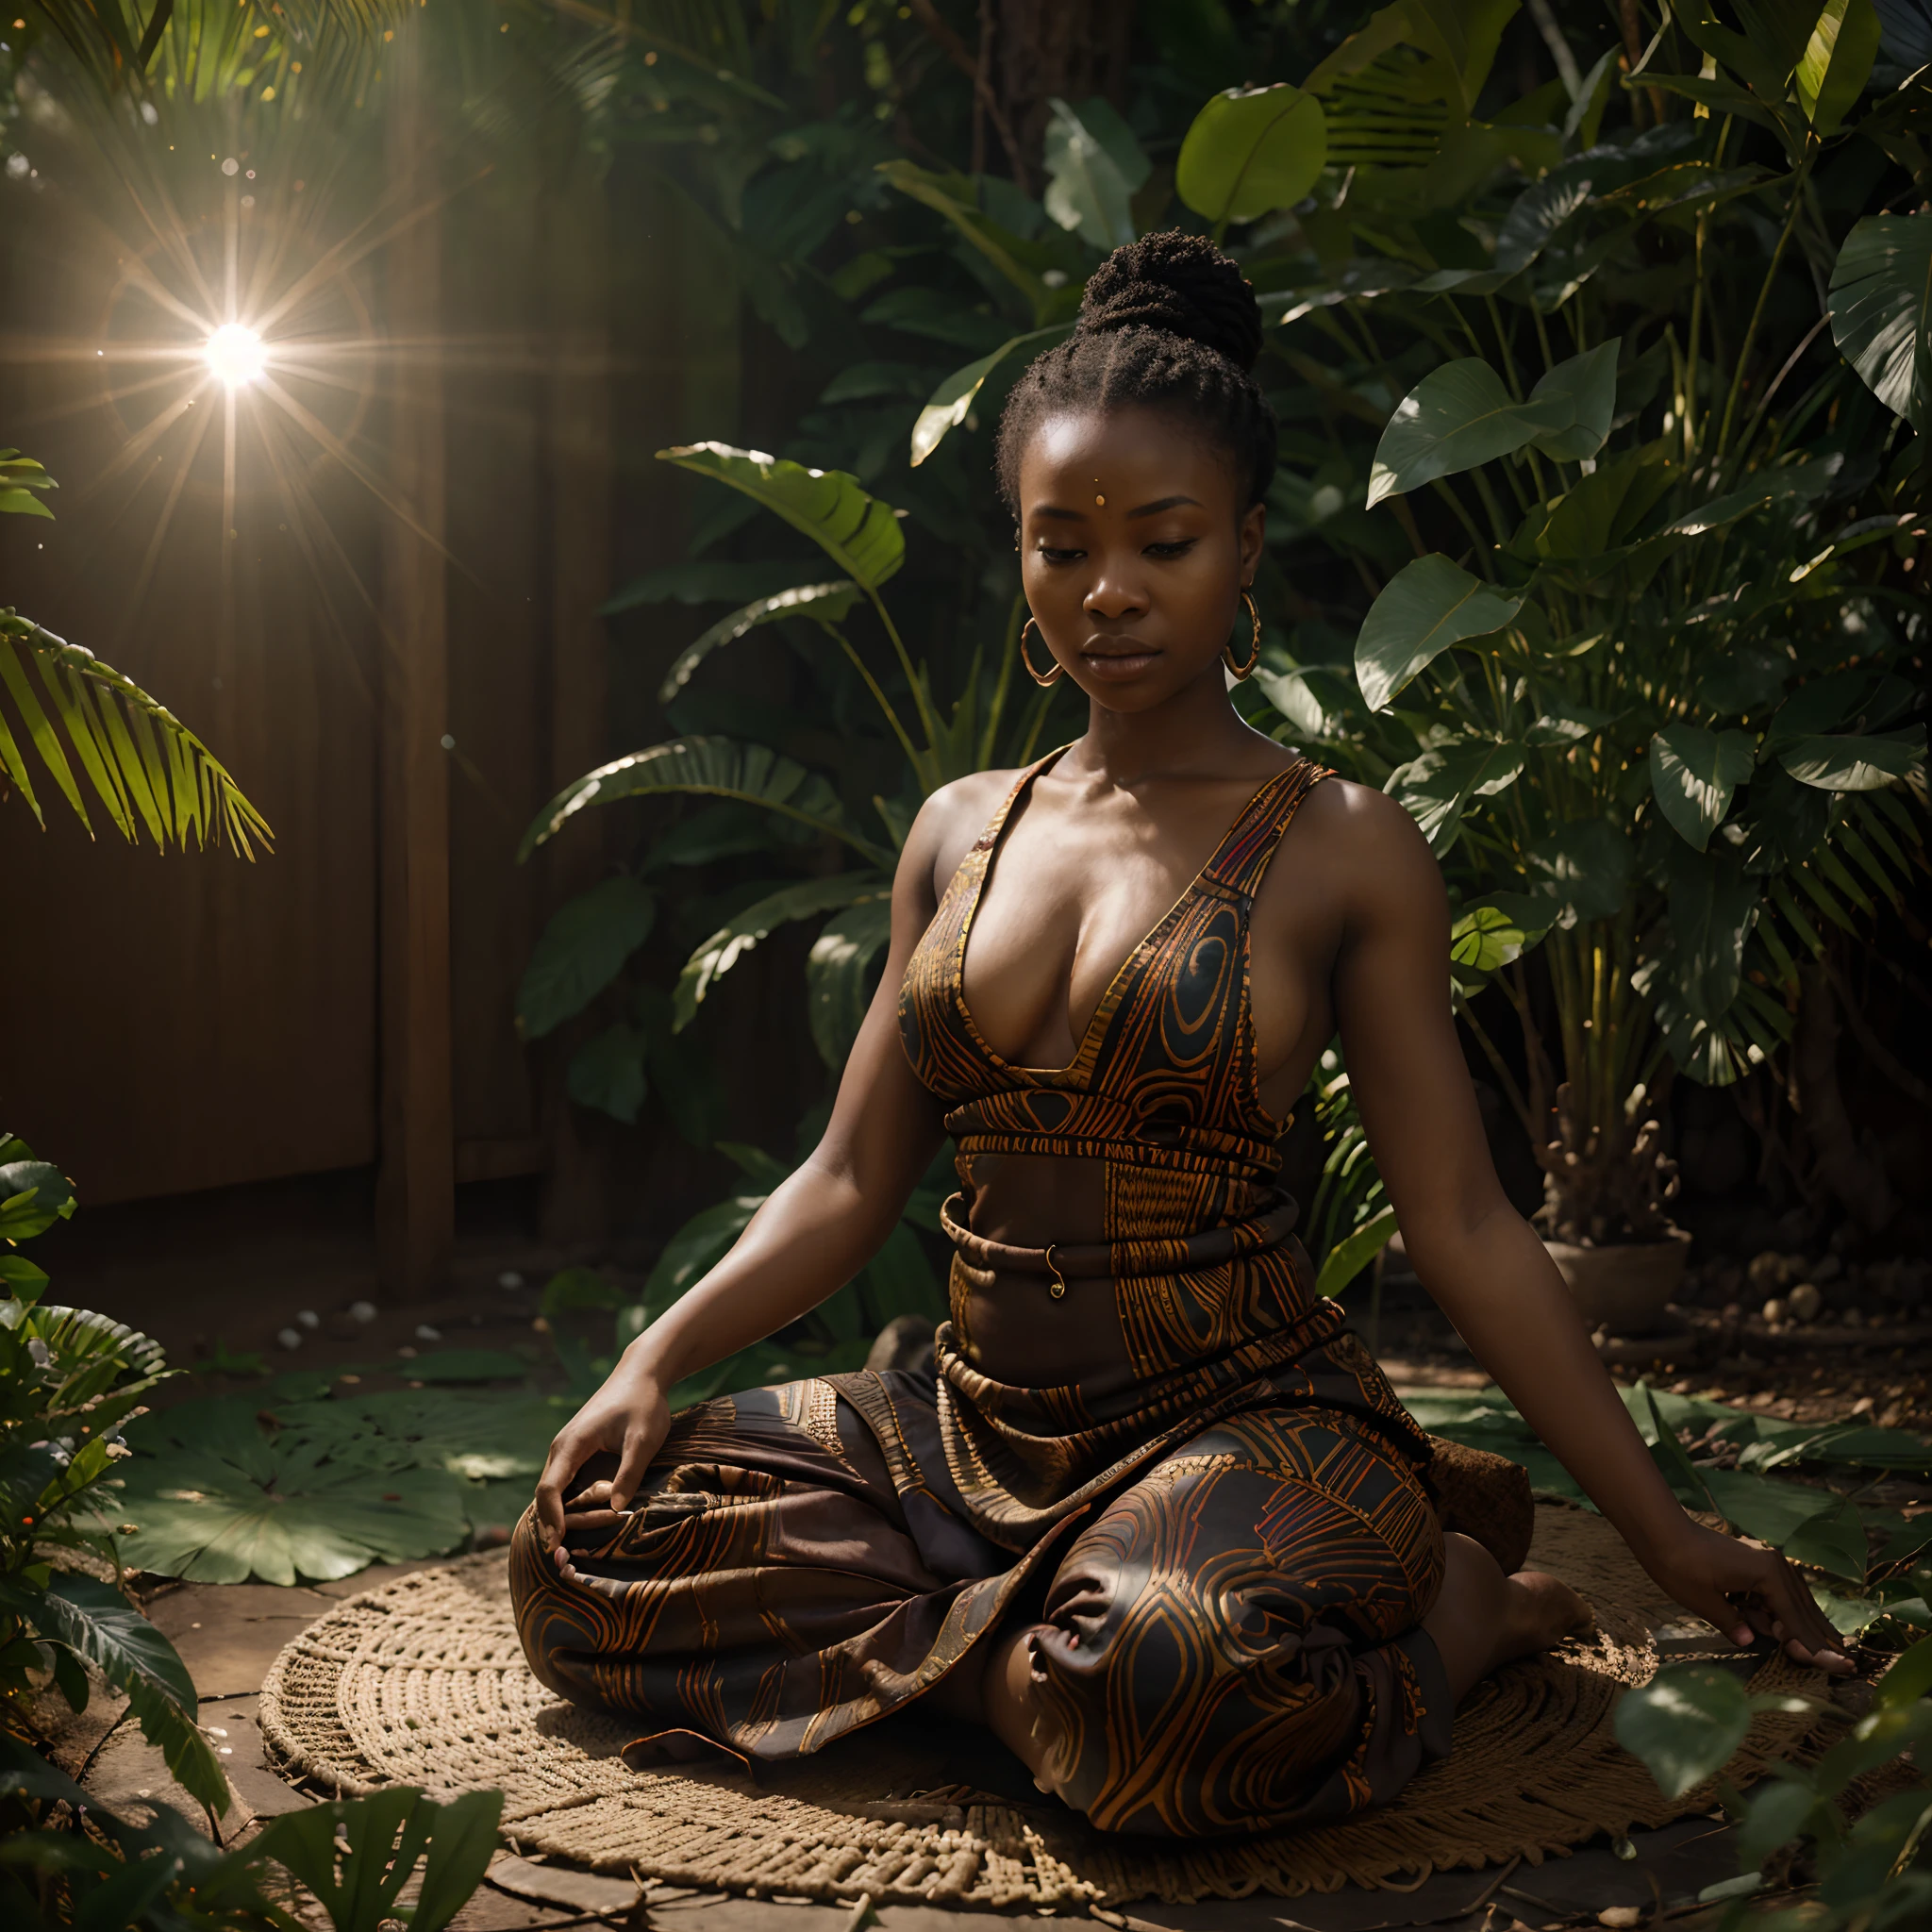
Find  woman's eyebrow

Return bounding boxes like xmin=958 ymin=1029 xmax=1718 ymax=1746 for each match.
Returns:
xmin=1029 ymin=504 xmax=1086 ymax=522
xmin=1127 ymin=493 xmax=1203 ymax=517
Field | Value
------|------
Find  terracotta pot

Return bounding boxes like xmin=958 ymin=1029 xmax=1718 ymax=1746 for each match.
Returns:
xmin=1544 ymin=1226 xmax=1693 ymax=1336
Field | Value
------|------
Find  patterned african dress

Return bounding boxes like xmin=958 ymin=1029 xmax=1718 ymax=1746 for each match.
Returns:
xmin=511 ymin=752 xmax=1452 ymax=1839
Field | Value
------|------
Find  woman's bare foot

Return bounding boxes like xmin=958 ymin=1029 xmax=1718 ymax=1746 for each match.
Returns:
xmin=1491 ymin=1569 xmax=1593 ymax=1672
xmin=1424 ymin=1532 xmax=1595 ymax=1704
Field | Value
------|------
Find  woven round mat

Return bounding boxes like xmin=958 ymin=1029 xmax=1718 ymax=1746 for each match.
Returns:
xmin=258 ymin=1505 xmax=1828 ymax=1910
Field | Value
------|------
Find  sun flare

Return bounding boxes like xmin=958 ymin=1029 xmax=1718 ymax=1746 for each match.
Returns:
xmin=204 ymin=322 xmax=268 ymax=389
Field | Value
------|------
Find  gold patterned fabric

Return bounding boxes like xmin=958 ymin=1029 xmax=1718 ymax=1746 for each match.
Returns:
xmin=512 ymin=753 xmax=1451 ymax=1837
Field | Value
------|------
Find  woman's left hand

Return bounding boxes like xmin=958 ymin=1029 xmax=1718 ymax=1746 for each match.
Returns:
xmin=1640 ymin=1517 xmax=1854 ymax=1674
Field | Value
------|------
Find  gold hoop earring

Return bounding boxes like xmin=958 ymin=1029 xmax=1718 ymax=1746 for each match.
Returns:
xmin=1224 ymin=591 xmax=1262 ymax=680
xmin=1019 ymin=617 xmax=1062 ymax=687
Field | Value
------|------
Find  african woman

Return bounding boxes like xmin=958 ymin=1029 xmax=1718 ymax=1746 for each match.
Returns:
xmin=510 ymin=233 xmax=1850 ymax=1840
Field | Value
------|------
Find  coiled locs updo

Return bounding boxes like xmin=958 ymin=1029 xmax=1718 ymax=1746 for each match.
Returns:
xmin=994 ymin=231 xmax=1277 ymax=516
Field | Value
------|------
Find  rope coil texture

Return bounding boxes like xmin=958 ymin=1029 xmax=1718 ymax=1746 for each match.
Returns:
xmin=257 ymin=1504 xmax=1831 ymax=1909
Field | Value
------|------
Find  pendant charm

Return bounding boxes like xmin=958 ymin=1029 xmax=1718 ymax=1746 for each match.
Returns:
xmin=1046 ymin=1245 xmax=1069 ymax=1301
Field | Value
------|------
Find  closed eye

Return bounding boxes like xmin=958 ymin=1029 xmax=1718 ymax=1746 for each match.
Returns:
xmin=1037 ymin=543 xmax=1085 ymax=564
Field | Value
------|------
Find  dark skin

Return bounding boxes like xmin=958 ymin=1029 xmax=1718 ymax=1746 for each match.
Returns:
xmin=536 ymin=401 xmax=1851 ymax=1793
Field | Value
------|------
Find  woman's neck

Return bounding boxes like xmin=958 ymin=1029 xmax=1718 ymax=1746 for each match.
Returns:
xmin=1071 ymin=661 xmax=1274 ymax=791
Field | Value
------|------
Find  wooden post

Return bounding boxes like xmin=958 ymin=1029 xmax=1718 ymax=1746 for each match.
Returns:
xmin=539 ymin=158 xmax=613 ymax=1246
xmin=377 ymin=26 xmax=454 ymax=1300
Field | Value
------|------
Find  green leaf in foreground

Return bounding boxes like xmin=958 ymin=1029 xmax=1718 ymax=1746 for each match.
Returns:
xmin=8 ymin=1574 xmax=231 ymax=1815
xmin=1354 ymin=556 xmax=1523 ymax=712
xmin=1615 ymin=1664 xmax=1752 ymax=1798
xmin=808 ymin=894 xmax=895 ymax=1069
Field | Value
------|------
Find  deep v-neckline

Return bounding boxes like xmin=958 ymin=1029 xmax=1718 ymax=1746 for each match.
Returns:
xmin=952 ymin=753 xmax=1292 ymax=1084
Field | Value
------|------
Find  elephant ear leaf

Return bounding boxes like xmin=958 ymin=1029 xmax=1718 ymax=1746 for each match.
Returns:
xmin=1175 ymin=83 xmax=1326 ymax=229
xmin=1367 ymin=359 xmax=1569 ymax=506
xmin=1526 ymin=340 xmax=1619 ymax=461
xmin=1828 ymin=213 xmax=1932 ymax=435
xmin=1649 ymin=724 xmax=1756 ymax=850
xmin=1354 ymin=556 xmax=1523 ymax=711
xmin=910 ymin=325 xmax=1073 ymax=467
xmin=516 ymin=875 xmax=656 ymax=1041
xmin=658 ymin=443 xmax=906 ymax=590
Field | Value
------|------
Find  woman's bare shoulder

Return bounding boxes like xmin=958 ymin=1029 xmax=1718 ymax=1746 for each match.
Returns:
xmin=1283 ymin=771 xmax=1442 ymax=908
xmin=900 ymin=767 xmax=1026 ymax=894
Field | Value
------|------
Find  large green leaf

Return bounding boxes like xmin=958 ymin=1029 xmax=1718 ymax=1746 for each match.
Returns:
xmin=1524 ymin=341 xmax=1620 ymax=463
xmin=658 ymin=443 xmax=906 ymax=590
xmin=0 ymin=447 xmax=56 ymax=519
xmin=619 ymin=1195 xmax=769 ymax=1348
xmin=520 ymin=735 xmax=886 ymax=866
xmin=514 ymin=875 xmax=656 ymax=1041
xmin=566 ymin=1023 xmax=648 ymax=1124
xmin=1314 ymin=1206 xmax=1397 ymax=1299
xmin=1779 ymin=726 xmax=1925 ymax=792
xmin=675 ymin=873 xmax=890 ymax=1027
xmin=1175 ymin=83 xmax=1326 ymax=228
xmin=910 ymin=325 xmax=1074 ymax=467
xmin=808 ymin=895 xmax=895 ymax=1069
xmin=1366 ymin=360 xmax=1566 ymax=508
xmin=1388 ymin=739 xmax=1525 ymax=853
xmin=115 ymin=1400 xmax=470 ymax=1587
xmin=1042 ymin=96 xmax=1141 ymax=249
xmin=251 ymin=1788 xmax=504 ymax=1932
xmin=1796 ymin=0 xmax=1883 ymax=136
xmin=1616 ymin=1666 xmax=1754 ymax=1798
xmin=1827 ymin=213 xmax=1932 ymax=434
xmin=0 ymin=1158 xmax=76 ymax=1241
xmin=657 ymin=582 xmax=859 ymax=704
xmin=13 ymin=1574 xmax=233 ymax=1815
xmin=1663 ymin=847 xmax=1761 ymax=1027
xmin=1 ymin=617 xmax=272 ymax=858
xmin=1524 ymin=819 xmax=1633 ymax=925
xmin=1354 ymin=556 xmax=1523 ymax=710
xmin=1650 ymin=724 xmax=1757 ymax=850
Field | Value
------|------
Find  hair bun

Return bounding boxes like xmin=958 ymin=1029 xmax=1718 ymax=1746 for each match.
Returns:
xmin=1076 ymin=231 xmax=1263 ymax=375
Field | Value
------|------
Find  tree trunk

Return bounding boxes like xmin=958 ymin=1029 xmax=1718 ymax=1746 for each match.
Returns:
xmin=1790 ymin=961 xmax=1896 ymax=1232
xmin=992 ymin=0 xmax=1132 ymax=172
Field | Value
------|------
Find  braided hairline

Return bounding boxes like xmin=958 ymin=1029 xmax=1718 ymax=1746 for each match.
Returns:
xmin=994 ymin=323 xmax=1278 ymax=518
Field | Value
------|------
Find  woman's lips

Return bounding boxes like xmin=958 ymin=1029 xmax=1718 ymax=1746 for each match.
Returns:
xmin=1080 ymin=640 xmax=1159 ymax=679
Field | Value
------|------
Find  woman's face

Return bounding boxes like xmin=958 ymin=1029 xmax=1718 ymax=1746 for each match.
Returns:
xmin=1016 ymin=405 xmax=1266 ymax=711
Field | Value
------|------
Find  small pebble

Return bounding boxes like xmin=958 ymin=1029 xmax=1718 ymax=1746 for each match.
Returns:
xmin=397 ymin=1344 xmax=418 ymax=1359
xmin=1598 ymin=1911 xmax=1643 ymax=1929
xmin=276 ymin=1328 xmax=303 ymax=1352
xmin=1787 ymin=1282 xmax=1822 ymax=1324
xmin=498 ymin=1271 xmax=525 ymax=1291
xmin=1760 ymin=1298 xmax=1785 ymax=1327
xmin=295 ymin=1308 xmax=320 ymax=1330
xmin=349 ymin=1300 xmax=377 ymax=1324
xmin=415 ymin=1324 xmax=441 ymax=1342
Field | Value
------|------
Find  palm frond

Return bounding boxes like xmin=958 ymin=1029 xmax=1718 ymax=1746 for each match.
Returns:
xmin=0 ymin=613 xmax=272 ymax=857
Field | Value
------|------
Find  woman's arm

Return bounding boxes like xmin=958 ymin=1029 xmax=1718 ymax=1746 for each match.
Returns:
xmin=1324 ymin=788 xmax=1850 ymax=1672
xmin=531 ymin=797 xmax=956 ymax=1546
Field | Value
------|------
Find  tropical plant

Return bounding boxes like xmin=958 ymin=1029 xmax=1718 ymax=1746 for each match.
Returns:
xmin=0 ymin=1134 xmax=234 ymax=1817
xmin=2 ymin=448 xmax=270 ymax=854
xmin=1416 ymin=1375 xmax=1932 ymax=1639
xmin=1 ymin=1732 xmax=500 ymax=1932
xmin=1616 ymin=1635 xmax=1932 ymax=1926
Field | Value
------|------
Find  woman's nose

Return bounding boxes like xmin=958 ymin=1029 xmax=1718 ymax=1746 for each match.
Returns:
xmin=1083 ymin=567 xmax=1146 ymax=622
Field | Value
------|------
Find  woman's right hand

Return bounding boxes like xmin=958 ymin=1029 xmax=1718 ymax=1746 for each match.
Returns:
xmin=533 ymin=1351 xmax=671 ymax=1558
